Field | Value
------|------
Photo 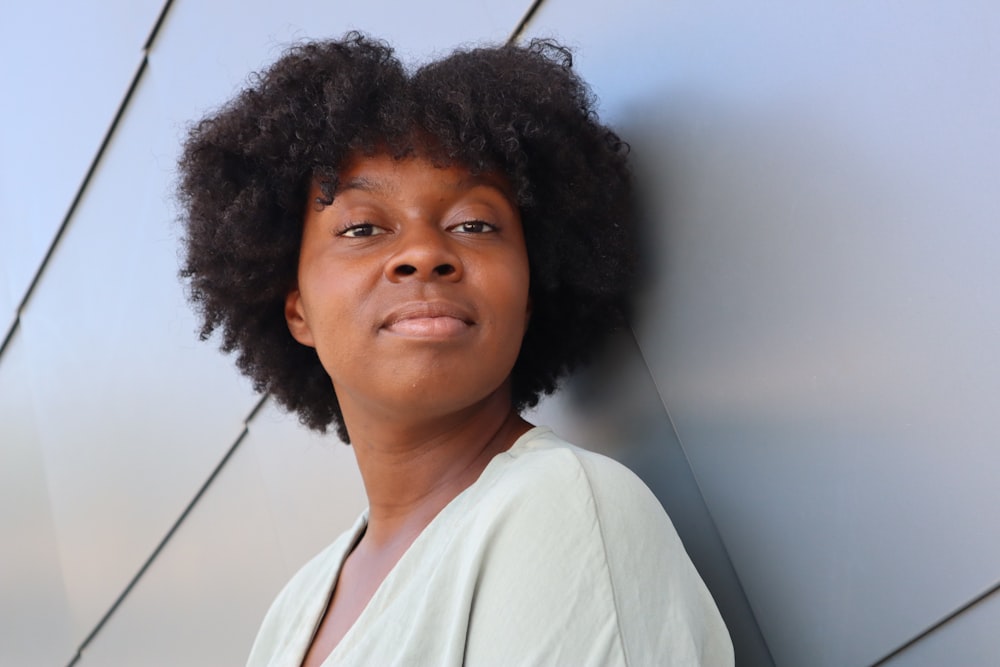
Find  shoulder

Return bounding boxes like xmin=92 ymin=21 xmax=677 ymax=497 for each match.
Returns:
xmin=490 ymin=427 xmax=672 ymax=536
xmin=463 ymin=428 xmax=734 ymax=666
xmin=485 ymin=428 xmax=691 ymax=575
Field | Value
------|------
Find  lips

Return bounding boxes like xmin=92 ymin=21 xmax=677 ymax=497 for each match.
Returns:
xmin=381 ymin=301 xmax=475 ymax=338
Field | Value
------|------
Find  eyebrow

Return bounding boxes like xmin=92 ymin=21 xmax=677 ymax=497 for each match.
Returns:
xmin=336 ymin=176 xmax=396 ymax=195
xmin=455 ymin=173 xmax=511 ymax=194
xmin=333 ymin=171 xmax=514 ymax=198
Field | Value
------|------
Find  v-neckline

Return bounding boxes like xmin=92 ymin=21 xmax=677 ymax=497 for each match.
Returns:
xmin=308 ymin=426 xmax=550 ymax=665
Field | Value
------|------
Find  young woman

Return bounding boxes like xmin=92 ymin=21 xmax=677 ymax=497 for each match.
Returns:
xmin=177 ymin=33 xmax=732 ymax=666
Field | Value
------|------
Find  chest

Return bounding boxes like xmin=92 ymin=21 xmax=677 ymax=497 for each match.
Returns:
xmin=299 ymin=543 xmax=404 ymax=667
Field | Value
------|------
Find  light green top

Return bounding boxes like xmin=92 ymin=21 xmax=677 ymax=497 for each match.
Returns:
xmin=247 ymin=427 xmax=733 ymax=666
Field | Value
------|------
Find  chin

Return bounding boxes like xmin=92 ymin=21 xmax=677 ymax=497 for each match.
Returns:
xmin=389 ymin=379 xmax=512 ymax=417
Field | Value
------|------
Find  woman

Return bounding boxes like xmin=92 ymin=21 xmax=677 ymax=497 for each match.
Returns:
xmin=177 ymin=33 xmax=732 ymax=666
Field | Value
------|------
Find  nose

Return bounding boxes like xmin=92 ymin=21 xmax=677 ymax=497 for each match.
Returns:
xmin=385 ymin=225 xmax=463 ymax=282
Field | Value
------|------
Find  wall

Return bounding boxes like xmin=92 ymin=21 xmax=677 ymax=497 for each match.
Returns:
xmin=2 ymin=1 xmax=997 ymax=665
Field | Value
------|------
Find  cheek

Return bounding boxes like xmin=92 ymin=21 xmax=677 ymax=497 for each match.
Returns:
xmin=496 ymin=260 xmax=532 ymax=342
xmin=295 ymin=283 xmax=355 ymax=360
xmin=515 ymin=255 xmax=532 ymax=320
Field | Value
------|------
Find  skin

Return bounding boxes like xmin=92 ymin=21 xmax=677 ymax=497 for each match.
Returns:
xmin=285 ymin=153 xmax=533 ymax=665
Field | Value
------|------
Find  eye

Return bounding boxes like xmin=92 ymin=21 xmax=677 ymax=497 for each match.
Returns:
xmin=451 ymin=220 xmax=497 ymax=234
xmin=338 ymin=222 xmax=385 ymax=238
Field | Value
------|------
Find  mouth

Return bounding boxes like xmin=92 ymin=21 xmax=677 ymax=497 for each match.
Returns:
xmin=381 ymin=301 xmax=475 ymax=338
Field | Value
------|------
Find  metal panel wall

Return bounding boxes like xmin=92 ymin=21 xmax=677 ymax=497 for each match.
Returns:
xmin=0 ymin=330 xmax=75 ymax=665
xmin=3 ymin=1 xmax=997 ymax=666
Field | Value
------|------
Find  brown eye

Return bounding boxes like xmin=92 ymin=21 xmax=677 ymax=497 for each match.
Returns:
xmin=453 ymin=220 xmax=496 ymax=234
xmin=339 ymin=223 xmax=385 ymax=238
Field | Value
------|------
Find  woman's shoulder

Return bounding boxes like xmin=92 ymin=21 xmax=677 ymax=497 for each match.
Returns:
xmin=492 ymin=426 xmax=670 ymax=523
xmin=473 ymin=426 xmax=691 ymax=578
xmin=462 ymin=427 xmax=734 ymax=665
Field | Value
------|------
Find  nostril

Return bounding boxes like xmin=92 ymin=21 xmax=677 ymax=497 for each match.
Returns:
xmin=390 ymin=262 xmax=458 ymax=279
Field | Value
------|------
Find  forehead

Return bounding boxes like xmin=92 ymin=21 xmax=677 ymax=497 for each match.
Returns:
xmin=331 ymin=152 xmax=517 ymax=202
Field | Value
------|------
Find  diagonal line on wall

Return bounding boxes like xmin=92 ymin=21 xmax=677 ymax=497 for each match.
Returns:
xmin=143 ymin=0 xmax=176 ymax=53
xmin=0 ymin=319 xmax=19 ymax=366
xmin=507 ymin=0 xmax=548 ymax=44
xmin=0 ymin=51 xmax=145 ymax=362
xmin=64 ymin=395 xmax=268 ymax=666
xmin=868 ymin=578 xmax=1000 ymax=666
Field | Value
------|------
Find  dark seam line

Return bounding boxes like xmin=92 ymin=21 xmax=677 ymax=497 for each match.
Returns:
xmin=507 ymin=0 xmax=547 ymax=44
xmin=628 ymin=323 xmax=778 ymax=666
xmin=869 ymin=579 xmax=1000 ymax=666
xmin=0 ymin=319 xmax=18 ymax=362
xmin=7 ymin=55 xmax=148 ymax=345
xmin=64 ymin=394 xmax=269 ymax=667
xmin=143 ymin=0 xmax=176 ymax=52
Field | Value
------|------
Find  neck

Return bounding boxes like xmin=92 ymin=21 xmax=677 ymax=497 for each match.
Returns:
xmin=340 ymin=388 xmax=532 ymax=549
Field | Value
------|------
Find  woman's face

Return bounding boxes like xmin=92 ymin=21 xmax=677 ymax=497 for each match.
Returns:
xmin=285 ymin=153 xmax=531 ymax=426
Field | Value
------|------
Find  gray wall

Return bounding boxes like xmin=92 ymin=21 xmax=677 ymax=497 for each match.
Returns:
xmin=2 ymin=1 xmax=997 ymax=665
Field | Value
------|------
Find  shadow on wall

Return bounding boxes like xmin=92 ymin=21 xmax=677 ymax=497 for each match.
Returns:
xmin=616 ymin=79 xmax=1000 ymax=667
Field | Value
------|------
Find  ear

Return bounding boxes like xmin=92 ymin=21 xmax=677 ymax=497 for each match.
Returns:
xmin=284 ymin=289 xmax=316 ymax=347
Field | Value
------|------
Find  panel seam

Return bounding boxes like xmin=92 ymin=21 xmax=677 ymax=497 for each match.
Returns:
xmin=65 ymin=395 xmax=267 ymax=666
xmin=507 ymin=0 xmax=548 ymax=44
xmin=869 ymin=579 xmax=1000 ymax=666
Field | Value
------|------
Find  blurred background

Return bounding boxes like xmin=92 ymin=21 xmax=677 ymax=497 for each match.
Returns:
xmin=2 ymin=1 xmax=998 ymax=665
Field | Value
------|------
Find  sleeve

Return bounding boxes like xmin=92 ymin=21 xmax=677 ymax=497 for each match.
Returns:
xmin=461 ymin=448 xmax=733 ymax=667
xmin=580 ymin=450 xmax=734 ymax=667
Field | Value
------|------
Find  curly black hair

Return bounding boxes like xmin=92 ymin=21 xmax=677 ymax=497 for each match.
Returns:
xmin=177 ymin=32 xmax=635 ymax=441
